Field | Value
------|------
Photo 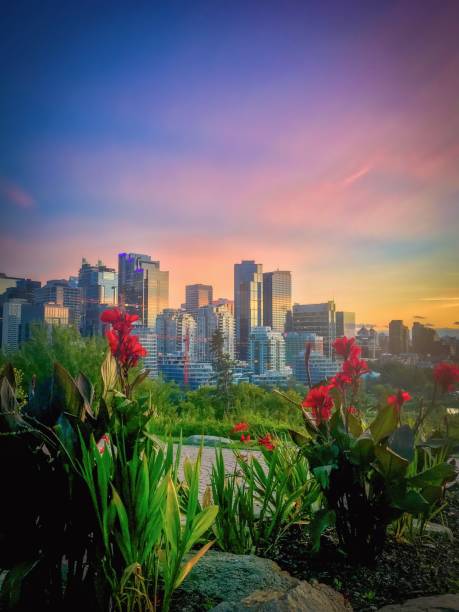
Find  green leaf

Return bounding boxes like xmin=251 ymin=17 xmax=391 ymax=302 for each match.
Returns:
xmin=374 ymin=445 xmax=409 ymax=480
xmin=310 ymin=509 xmax=335 ymax=552
xmin=370 ymin=404 xmax=398 ymax=444
xmin=388 ymin=425 xmax=415 ymax=462
xmin=174 ymin=540 xmax=215 ymax=589
xmin=76 ymin=371 xmax=95 ymax=416
xmin=110 ymin=486 xmax=132 ymax=563
xmin=312 ymin=465 xmax=334 ymax=489
xmin=0 ymin=363 xmax=16 ymax=390
xmin=164 ymin=475 xmax=181 ymax=556
xmin=409 ymin=462 xmax=457 ymax=488
xmin=101 ymin=348 xmax=117 ymax=399
xmin=288 ymin=428 xmax=310 ymax=446
xmin=347 ymin=412 xmax=363 ymax=438
xmin=1 ymin=560 xmax=39 ymax=608
xmin=52 ymin=362 xmax=85 ymax=420
xmin=390 ymin=489 xmax=429 ymax=515
xmin=349 ymin=433 xmax=374 ymax=467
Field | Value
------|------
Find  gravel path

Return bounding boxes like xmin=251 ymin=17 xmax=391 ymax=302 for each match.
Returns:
xmin=176 ymin=445 xmax=263 ymax=496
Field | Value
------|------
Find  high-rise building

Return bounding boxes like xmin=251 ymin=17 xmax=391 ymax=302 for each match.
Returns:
xmin=234 ymin=260 xmax=263 ymax=360
xmin=248 ymin=326 xmax=286 ymax=375
xmin=263 ymin=270 xmax=292 ymax=333
xmin=212 ymin=298 xmax=234 ymax=316
xmin=1 ymin=299 xmax=26 ymax=352
xmin=196 ymin=304 xmax=235 ymax=362
xmin=185 ymin=284 xmax=213 ymax=318
xmin=0 ymin=273 xmax=22 ymax=297
xmin=156 ymin=309 xmax=181 ymax=356
xmin=176 ymin=312 xmax=197 ymax=361
xmin=78 ymin=258 xmax=118 ymax=335
xmin=159 ymin=355 xmax=214 ymax=389
xmin=131 ymin=326 xmax=158 ymax=378
xmin=284 ymin=332 xmax=324 ymax=367
xmin=292 ymin=301 xmax=336 ymax=358
xmin=389 ymin=320 xmax=410 ymax=354
xmin=292 ymin=349 xmax=339 ymax=386
xmin=336 ymin=311 xmax=356 ymax=338
xmin=118 ymin=252 xmax=169 ymax=328
xmin=356 ymin=326 xmax=378 ymax=359
xmin=34 ymin=280 xmax=82 ymax=328
xmin=412 ymin=322 xmax=438 ymax=356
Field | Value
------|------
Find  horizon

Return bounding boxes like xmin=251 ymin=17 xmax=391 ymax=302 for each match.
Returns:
xmin=1 ymin=1 xmax=458 ymax=330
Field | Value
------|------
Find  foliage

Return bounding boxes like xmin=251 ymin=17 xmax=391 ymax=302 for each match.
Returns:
xmin=209 ymin=442 xmax=320 ymax=555
xmin=209 ymin=328 xmax=234 ymax=416
xmin=78 ymin=432 xmax=218 ymax=612
xmin=283 ymin=340 xmax=457 ymax=564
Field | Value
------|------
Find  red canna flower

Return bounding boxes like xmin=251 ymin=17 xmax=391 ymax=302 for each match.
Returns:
xmin=330 ymin=372 xmax=352 ymax=392
xmin=101 ymin=308 xmax=147 ymax=368
xmin=302 ymin=385 xmax=334 ymax=424
xmin=232 ymin=421 xmax=249 ymax=433
xmin=341 ymin=352 xmax=369 ymax=380
xmin=387 ymin=389 xmax=412 ymax=412
xmin=258 ymin=433 xmax=275 ymax=451
xmin=333 ymin=337 xmax=361 ymax=360
xmin=433 ymin=362 xmax=459 ymax=394
xmin=240 ymin=433 xmax=251 ymax=443
xmin=347 ymin=405 xmax=358 ymax=415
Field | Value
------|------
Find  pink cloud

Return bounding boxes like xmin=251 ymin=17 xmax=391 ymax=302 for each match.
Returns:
xmin=0 ymin=178 xmax=36 ymax=209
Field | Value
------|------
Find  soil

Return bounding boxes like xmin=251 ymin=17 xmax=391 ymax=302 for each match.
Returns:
xmin=272 ymin=488 xmax=459 ymax=611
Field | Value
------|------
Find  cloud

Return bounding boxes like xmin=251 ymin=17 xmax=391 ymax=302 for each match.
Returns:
xmin=414 ymin=315 xmax=426 ymax=319
xmin=0 ymin=178 xmax=36 ymax=209
xmin=341 ymin=165 xmax=372 ymax=188
xmin=453 ymin=321 xmax=459 ymax=325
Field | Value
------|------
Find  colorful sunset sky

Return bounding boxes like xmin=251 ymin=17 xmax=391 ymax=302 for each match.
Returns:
xmin=1 ymin=1 xmax=458 ymax=330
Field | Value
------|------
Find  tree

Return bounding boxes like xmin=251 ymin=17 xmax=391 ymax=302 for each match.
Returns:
xmin=209 ymin=328 xmax=234 ymax=416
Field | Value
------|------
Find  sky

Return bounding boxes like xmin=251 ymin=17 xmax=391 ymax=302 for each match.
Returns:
xmin=1 ymin=0 xmax=458 ymax=330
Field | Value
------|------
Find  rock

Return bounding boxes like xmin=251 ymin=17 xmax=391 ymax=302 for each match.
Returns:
xmin=177 ymin=551 xmax=351 ymax=611
xmin=184 ymin=435 xmax=232 ymax=447
xmin=213 ymin=580 xmax=352 ymax=611
xmin=377 ymin=593 xmax=459 ymax=611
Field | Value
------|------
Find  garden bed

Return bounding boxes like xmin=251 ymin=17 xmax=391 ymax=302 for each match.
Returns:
xmin=272 ymin=489 xmax=459 ymax=611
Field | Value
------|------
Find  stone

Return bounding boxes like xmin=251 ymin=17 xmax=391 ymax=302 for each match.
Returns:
xmin=213 ymin=580 xmax=353 ymax=611
xmin=377 ymin=593 xmax=459 ymax=611
xmin=177 ymin=551 xmax=351 ymax=611
xmin=184 ymin=435 xmax=232 ymax=447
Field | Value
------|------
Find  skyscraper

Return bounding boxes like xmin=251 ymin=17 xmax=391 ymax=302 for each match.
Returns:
xmin=196 ymin=303 xmax=235 ymax=362
xmin=234 ymin=260 xmax=263 ymax=360
xmin=389 ymin=320 xmax=410 ymax=354
xmin=292 ymin=301 xmax=336 ymax=357
xmin=412 ymin=322 xmax=438 ymax=355
xmin=78 ymin=258 xmax=118 ymax=335
xmin=118 ymin=252 xmax=169 ymax=328
xmin=263 ymin=270 xmax=292 ymax=332
xmin=248 ymin=326 xmax=286 ymax=375
xmin=34 ymin=279 xmax=82 ymax=328
xmin=1 ymin=299 xmax=26 ymax=352
xmin=185 ymin=284 xmax=213 ymax=318
xmin=156 ymin=309 xmax=180 ymax=356
xmin=336 ymin=311 xmax=356 ymax=338
xmin=131 ymin=326 xmax=158 ymax=378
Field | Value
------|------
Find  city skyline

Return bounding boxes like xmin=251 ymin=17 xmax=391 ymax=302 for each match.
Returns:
xmin=1 ymin=2 xmax=458 ymax=330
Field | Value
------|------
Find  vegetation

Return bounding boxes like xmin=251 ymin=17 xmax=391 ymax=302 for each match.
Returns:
xmin=1 ymin=319 xmax=458 ymax=610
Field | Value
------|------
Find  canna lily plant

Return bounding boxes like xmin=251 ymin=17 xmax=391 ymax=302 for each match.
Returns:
xmin=277 ymin=338 xmax=457 ymax=564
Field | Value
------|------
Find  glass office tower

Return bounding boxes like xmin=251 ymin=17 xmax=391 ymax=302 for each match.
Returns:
xmin=234 ymin=260 xmax=263 ymax=361
xmin=263 ymin=270 xmax=292 ymax=332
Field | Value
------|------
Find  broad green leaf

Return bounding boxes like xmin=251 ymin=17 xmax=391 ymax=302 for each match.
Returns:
xmin=390 ymin=489 xmax=429 ymax=515
xmin=52 ymin=362 xmax=85 ymax=419
xmin=370 ymin=404 xmax=398 ymax=444
xmin=374 ymin=445 xmax=409 ymax=480
xmin=347 ymin=412 xmax=363 ymax=438
xmin=349 ymin=434 xmax=374 ymax=467
xmin=310 ymin=509 xmax=335 ymax=552
xmin=312 ymin=465 xmax=334 ymax=489
xmin=110 ymin=486 xmax=132 ymax=563
xmin=76 ymin=371 xmax=95 ymax=416
xmin=388 ymin=425 xmax=415 ymax=462
xmin=288 ymin=428 xmax=310 ymax=447
xmin=101 ymin=348 xmax=117 ymax=399
xmin=185 ymin=505 xmax=219 ymax=553
xmin=409 ymin=462 xmax=456 ymax=488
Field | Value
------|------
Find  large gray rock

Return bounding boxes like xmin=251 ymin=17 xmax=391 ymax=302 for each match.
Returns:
xmin=185 ymin=435 xmax=232 ymax=447
xmin=178 ymin=551 xmax=351 ymax=611
xmin=213 ymin=580 xmax=352 ymax=611
xmin=377 ymin=594 xmax=459 ymax=611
